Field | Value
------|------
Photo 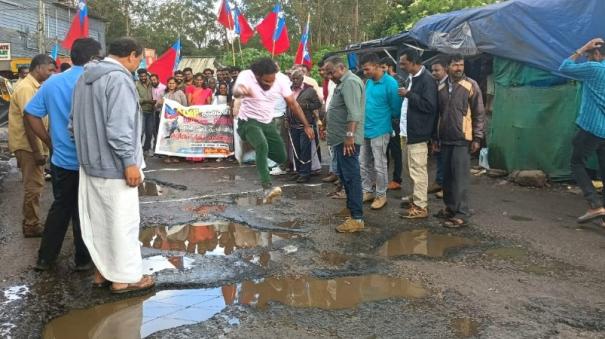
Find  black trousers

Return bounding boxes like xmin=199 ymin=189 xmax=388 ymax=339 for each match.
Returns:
xmin=387 ymin=120 xmax=402 ymax=183
xmin=442 ymin=144 xmax=471 ymax=219
xmin=142 ymin=112 xmax=155 ymax=152
xmin=37 ymin=164 xmax=91 ymax=266
xmin=570 ymin=129 xmax=605 ymax=209
xmin=291 ymin=127 xmax=312 ymax=176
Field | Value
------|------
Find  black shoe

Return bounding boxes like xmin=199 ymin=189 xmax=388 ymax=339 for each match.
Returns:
xmin=74 ymin=261 xmax=93 ymax=272
xmin=296 ymin=175 xmax=311 ymax=183
xmin=34 ymin=259 xmax=53 ymax=272
xmin=288 ymin=174 xmax=300 ymax=181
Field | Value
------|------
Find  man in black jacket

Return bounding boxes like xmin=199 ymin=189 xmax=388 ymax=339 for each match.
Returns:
xmin=398 ymin=50 xmax=438 ymax=219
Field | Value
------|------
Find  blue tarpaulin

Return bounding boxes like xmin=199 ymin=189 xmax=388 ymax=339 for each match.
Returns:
xmin=409 ymin=0 xmax=605 ymax=75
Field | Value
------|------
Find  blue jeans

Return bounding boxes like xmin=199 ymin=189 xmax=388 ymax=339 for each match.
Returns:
xmin=334 ymin=143 xmax=363 ymax=220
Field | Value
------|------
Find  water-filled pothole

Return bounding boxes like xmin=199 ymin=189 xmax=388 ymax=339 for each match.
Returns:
xmin=43 ymin=274 xmax=426 ymax=338
xmin=377 ymin=230 xmax=475 ymax=258
xmin=139 ymin=182 xmax=163 ymax=196
xmin=139 ymin=221 xmax=294 ymax=256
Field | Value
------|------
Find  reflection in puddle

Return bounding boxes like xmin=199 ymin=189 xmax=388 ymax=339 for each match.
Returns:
xmin=378 ymin=230 xmax=475 ymax=258
xmin=234 ymin=195 xmax=280 ymax=206
xmin=138 ymin=182 xmax=163 ymax=197
xmin=43 ymin=274 xmax=426 ymax=339
xmin=2 ymin=285 xmax=29 ymax=304
xmin=139 ymin=222 xmax=289 ymax=256
xmin=485 ymin=247 xmax=528 ymax=260
xmin=451 ymin=318 xmax=480 ymax=337
xmin=142 ymin=255 xmax=195 ymax=274
xmin=277 ymin=220 xmax=303 ymax=228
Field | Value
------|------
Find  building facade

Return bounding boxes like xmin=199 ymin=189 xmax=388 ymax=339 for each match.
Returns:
xmin=0 ymin=0 xmax=106 ymax=74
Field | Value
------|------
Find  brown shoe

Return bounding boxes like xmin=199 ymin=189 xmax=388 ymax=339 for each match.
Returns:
xmin=23 ymin=224 xmax=44 ymax=238
xmin=334 ymin=207 xmax=351 ymax=218
xmin=387 ymin=181 xmax=401 ymax=190
xmin=322 ymin=174 xmax=338 ymax=183
xmin=330 ymin=190 xmax=347 ymax=199
xmin=362 ymin=192 xmax=374 ymax=203
xmin=400 ymin=205 xmax=428 ymax=219
xmin=371 ymin=196 xmax=387 ymax=210
xmin=336 ymin=218 xmax=365 ymax=233
xmin=428 ymin=183 xmax=442 ymax=194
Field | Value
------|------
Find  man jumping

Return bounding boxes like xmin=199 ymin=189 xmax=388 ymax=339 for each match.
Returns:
xmin=233 ymin=58 xmax=315 ymax=200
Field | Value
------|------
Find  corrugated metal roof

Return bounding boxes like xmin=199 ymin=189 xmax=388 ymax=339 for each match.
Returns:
xmin=177 ymin=57 xmax=217 ymax=74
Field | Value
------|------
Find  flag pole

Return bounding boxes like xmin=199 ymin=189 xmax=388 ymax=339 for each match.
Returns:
xmin=226 ymin=8 xmax=236 ymax=66
xmin=237 ymin=37 xmax=244 ymax=66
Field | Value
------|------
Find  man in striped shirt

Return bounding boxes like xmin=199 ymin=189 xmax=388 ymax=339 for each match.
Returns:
xmin=559 ymin=38 xmax=605 ymax=224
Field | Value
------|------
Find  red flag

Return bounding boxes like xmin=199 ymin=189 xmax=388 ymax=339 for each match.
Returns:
xmin=217 ymin=0 xmax=234 ymax=30
xmin=295 ymin=16 xmax=312 ymax=69
xmin=256 ymin=4 xmax=290 ymax=55
xmin=61 ymin=0 xmax=89 ymax=50
xmin=234 ymin=7 xmax=254 ymax=45
xmin=148 ymin=40 xmax=181 ymax=85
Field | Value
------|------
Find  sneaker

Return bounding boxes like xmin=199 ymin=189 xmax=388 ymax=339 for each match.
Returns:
xmin=400 ymin=204 xmax=428 ymax=219
xmin=322 ymin=174 xmax=338 ymax=183
xmin=270 ymin=167 xmax=287 ymax=176
xmin=296 ymin=175 xmax=311 ymax=183
xmin=362 ymin=192 xmax=374 ymax=203
xmin=34 ymin=259 xmax=53 ymax=272
xmin=387 ymin=181 xmax=401 ymax=190
xmin=428 ymin=183 xmax=442 ymax=194
xmin=371 ymin=196 xmax=388 ymax=210
xmin=336 ymin=217 xmax=365 ymax=233
xmin=435 ymin=190 xmax=443 ymax=199
xmin=263 ymin=186 xmax=282 ymax=202
xmin=44 ymin=172 xmax=52 ymax=181
xmin=330 ymin=190 xmax=347 ymax=199
xmin=23 ymin=224 xmax=44 ymax=238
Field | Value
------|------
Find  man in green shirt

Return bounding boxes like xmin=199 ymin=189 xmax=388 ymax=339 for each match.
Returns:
xmin=136 ymin=69 xmax=156 ymax=155
xmin=323 ymin=56 xmax=365 ymax=233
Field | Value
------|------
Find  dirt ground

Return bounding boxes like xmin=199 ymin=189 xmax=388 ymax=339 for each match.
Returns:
xmin=0 ymin=152 xmax=604 ymax=339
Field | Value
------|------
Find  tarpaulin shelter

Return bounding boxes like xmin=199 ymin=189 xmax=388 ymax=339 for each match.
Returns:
xmin=347 ymin=0 xmax=605 ymax=180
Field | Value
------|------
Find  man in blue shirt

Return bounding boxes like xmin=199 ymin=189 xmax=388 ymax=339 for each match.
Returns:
xmin=360 ymin=53 xmax=402 ymax=210
xmin=559 ymin=38 xmax=605 ymax=225
xmin=24 ymin=38 xmax=102 ymax=271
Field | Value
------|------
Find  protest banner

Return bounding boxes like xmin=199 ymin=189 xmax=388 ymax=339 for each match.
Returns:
xmin=155 ymin=99 xmax=234 ymax=158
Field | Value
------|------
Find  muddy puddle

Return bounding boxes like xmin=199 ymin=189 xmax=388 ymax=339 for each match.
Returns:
xmin=139 ymin=221 xmax=295 ymax=257
xmin=139 ymin=182 xmax=163 ymax=197
xmin=451 ymin=317 xmax=480 ymax=337
xmin=378 ymin=230 xmax=475 ymax=258
xmin=43 ymin=274 xmax=426 ymax=338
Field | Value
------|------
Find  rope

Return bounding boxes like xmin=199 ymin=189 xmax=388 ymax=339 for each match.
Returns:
xmin=287 ymin=125 xmax=322 ymax=165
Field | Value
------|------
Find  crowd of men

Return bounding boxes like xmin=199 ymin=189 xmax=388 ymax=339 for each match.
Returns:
xmin=5 ymin=35 xmax=604 ymax=295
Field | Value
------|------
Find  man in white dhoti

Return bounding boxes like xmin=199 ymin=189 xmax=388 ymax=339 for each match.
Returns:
xmin=71 ymin=37 xmax=155 ymax=294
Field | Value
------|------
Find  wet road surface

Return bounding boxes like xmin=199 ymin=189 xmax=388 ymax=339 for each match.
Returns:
xmin=0 ymin=157 xmax=604 ymax=338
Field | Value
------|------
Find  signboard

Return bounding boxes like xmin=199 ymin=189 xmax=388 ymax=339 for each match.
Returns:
xmin=0 ymin=43 xmax=10 ymax=60
xmin=155 ymin=99 xmax=234 ymax=158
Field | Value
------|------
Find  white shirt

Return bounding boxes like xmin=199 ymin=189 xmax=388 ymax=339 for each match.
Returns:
xmin=400 ymin=66 xmax=425 ymax=138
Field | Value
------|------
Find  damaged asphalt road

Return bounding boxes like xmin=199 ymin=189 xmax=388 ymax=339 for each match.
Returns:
xmin=0 ymin=158 xmax=604 ymax=338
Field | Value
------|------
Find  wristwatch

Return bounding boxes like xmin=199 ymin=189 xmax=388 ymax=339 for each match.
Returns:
xmin=346 ymin=131 xmax=354 ymax=137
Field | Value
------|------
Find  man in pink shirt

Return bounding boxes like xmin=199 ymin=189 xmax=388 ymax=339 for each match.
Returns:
xmin=234 ymin=58 xmax=315 ymax=200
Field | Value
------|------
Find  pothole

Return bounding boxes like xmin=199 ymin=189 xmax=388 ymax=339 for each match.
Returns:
xmin=43 ymin=274 xmax=426 ymax=338
xmin=139 ymin=221 xmax=296 ymax=257
xmin=451 ymin=317 xmax=480 ymax=337
xmin=377 ymin=229 xmax=475 ymax=258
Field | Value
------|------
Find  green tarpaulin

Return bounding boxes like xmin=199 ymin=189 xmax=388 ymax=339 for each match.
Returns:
xmin=488 ymin=58 xmax=582 ymax=181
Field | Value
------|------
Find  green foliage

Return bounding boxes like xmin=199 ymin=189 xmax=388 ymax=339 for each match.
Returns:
xmin=370 ymin=0 xmax=501 ymax=37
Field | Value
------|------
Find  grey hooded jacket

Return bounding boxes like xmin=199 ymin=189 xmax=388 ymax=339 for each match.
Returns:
xmin=71 ymin=59 xmax=143 ymax=179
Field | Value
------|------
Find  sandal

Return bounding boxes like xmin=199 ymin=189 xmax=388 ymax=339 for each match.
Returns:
xmin=110 ymin=275 xmax=156 ymax=294
xmin=433 ymin=209 xmax=454 ymax=219
xmin=442 ymin=217 xmax=468 ymax=228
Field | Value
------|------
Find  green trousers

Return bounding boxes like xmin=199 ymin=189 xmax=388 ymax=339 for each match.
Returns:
xmin=237 ymin=118 xmax=287 ymax=187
